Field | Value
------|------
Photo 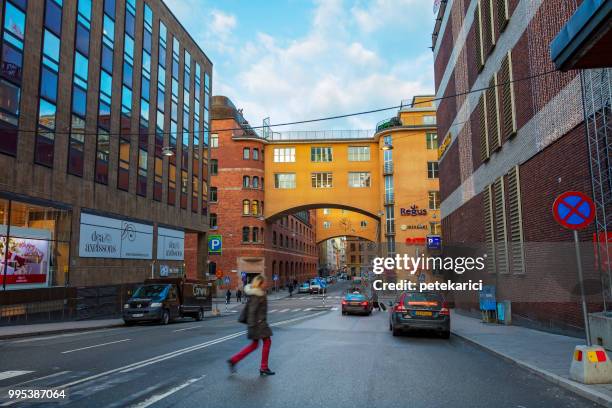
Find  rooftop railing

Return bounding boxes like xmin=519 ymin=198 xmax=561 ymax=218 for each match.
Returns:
xmin=268 ymin=129 xmax=375 ymax=141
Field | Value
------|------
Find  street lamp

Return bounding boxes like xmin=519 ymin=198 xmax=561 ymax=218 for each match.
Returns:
xmin=162 ymin=146 xmax=175 ymax=157
xmin=381 ymin=143 xmax=393 ymax=151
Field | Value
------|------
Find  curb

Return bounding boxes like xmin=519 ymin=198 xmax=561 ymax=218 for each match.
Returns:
xmin=452 ymin=331 xmax=612 ymax=408
xmin=0 ymin=322 xmax=125 ymax=341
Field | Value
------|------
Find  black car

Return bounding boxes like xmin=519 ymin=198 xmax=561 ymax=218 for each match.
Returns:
xmin=389 ymin=291 xmax=450 ymax=338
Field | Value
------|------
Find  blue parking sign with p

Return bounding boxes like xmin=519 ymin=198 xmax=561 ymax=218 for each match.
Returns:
xmin=208 ymin=234 xmax=222 ymax=254
xmin=427 ymin=235 xmax=441 ymax=250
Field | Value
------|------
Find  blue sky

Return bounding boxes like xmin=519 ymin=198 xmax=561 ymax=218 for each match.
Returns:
xmin=165 ymin=0 xmax=436 ymax=132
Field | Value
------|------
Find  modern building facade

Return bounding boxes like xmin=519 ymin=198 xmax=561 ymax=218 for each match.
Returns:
xmin=0 ymin=0 xmax=212 ymax=319
xmin=433 ymin=0 xmax=605 ymax=332
xmin=209 ymin=96 xmax=318 ymax=291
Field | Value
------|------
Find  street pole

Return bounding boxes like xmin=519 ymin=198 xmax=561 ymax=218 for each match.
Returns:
xmin=574 ymin=230 xmax=592 ymax=346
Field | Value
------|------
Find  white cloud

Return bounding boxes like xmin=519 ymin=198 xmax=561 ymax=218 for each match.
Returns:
xmin=210 ymin=10 xmax=237 ymax=37
xmin=351 ymin=0 xmax=431 ymax=33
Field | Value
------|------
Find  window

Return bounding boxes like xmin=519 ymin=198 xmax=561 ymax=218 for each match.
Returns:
xmin=423 ymin=115 xmax=436 ymax=125
xmin=35 ymin=99 xmax=56 ymax=167
xmin=252 ymin=176 xmax=259 ymax=189
xmin=45 ymin=0 xmax=62 ymax=36
xmin=274 ymin=173 xmax=296 ymax=189
xmin=242 ymin=199 xmax=250 ymax=215
xmin=253 ymin=148 xmax=259 ymax=160
xmin=210 ymin=159 xmax=218 ymax=175
xmin=101 ymin=44 xmax=113 ymax=73
xmin=137 ymin=149 xmax=147 ymax=196
xmin=430 ymin=222 xmax=441 ymax=235
xmin=210 ymin=213 xmax=217 ymax=228
xmin=251 ymin=200 xmax=259 ymax=216
xmin=426 ymin=133 xmax=438 ymax=149
xmin=323 ymin=221 xmax=331 ymax=229
xmin=273 ymin=231 xmax=277 ymax=246
xmin=348 ymin=146 xmax=370 ymax=161
xmin=311 ymin=172 xmax=332 ymax=188
xmin=243 ymin=147 xmax=250 ymax=160
xmin=427 ymin=161 xmax=439 ymax=178
xmin=68 ymin=115 xmax=85 ymax=176
xmin=75 ymin=23 xmax=89 ymax=56
xmin=311 ymin=146 xmax=332 ymax=162
xmin=323 ymin=208 xmax=330 ymax=215
xmin=211 ymin=133 xmax=218 ymax=148
xmin=428 ymin=191 xmax=440 ymax=210
xmin=360 ymin=220 xmax=367 ymax=228
xmin=118 ymin=137 xmax=130 ymax=191
xmin=243 ymin=176 xmax=250 ymax=188
xmin=210 ymin=186 xmax=217 ymax=202
xmin=348 ymin=172 xmax=370 ymax=188
xmin=252 ymin=228 xmax=259 ymax=243
xmin=168 ymin=163 xmax=176 ymax=204
xmin=242 ymin=227 xmax=250 ymax=243
xmin=154 ymin=157 xmax=162 ymax=201
xmin=273 ymin=147 xmax=295 ymax=162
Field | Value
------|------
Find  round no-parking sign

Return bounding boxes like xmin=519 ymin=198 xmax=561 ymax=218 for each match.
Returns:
xmin=552 ymin=191 xmax=595 ymax=230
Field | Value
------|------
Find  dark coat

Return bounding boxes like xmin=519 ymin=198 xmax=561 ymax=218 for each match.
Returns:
xmin=245 ymin=285 xmax=273 ymax=340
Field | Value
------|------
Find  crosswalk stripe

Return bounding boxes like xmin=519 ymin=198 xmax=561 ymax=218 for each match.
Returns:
xmin=331 ymin=307 xmax=339 ymax=311
xmin=268 ymin=310 xmax=277 ymax=313
xmin=292 ymin=309 xmax=301 ymax=312
xmin=0 ymin=371 xmax=33 ymax=381
xmin=278 ymin=309 xmax=290 ymax=313
xmin=304 ymin=308 xmax=312 ymax=311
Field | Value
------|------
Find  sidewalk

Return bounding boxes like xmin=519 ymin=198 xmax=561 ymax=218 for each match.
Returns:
xmin=451 ymin=310 xmax=612 ymax=407
xmin=0 ymin=318 xmax=125 ymax=340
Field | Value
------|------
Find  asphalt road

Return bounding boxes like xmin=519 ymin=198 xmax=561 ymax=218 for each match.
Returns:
xmin=0 ymin=281 xmax=600 ymax=408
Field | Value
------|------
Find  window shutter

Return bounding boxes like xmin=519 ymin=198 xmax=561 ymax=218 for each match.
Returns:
xmin=486 ymin=74 xmax=501 ymax=152
xmin=483 ymin=185 xmax=496 ymax=273
xmin=493 ymin=177 xmax=508 ymax=274
xmin=475 ymin=1 xmax=484 ymax=71
xmin=481 ymin=0 xmax=494 ymax=56
xmin=507 ymin=166 xmax=525 ymax=274
xmin=498 ymin=52 xmax=517 ymax=141
xmin=479 ymin=95 xmax=489 ymax=162
xmin=495 ymin=0 xmax=510 ymax=32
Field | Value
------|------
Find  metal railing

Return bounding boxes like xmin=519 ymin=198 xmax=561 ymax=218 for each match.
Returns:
xmin=269 ymin=129 xmax=375 ymax=141
xmin=383 ymin=162 xmax=393 ymax=174
xmin=375 ymin=117 xmax=401 ymax=133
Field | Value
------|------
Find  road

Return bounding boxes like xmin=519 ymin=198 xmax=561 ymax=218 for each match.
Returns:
xmin=0 ymin=281 xmax=599 ymax=408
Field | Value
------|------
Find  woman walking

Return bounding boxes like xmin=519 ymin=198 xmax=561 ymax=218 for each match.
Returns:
xmin=227 ymin=275 xmax=275 ymax=376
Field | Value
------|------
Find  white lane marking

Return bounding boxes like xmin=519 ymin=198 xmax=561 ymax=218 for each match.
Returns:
xmin=0 ymin=371 xmax=33 ymax=381
xmin=61 ymin=339 xmax=131 ymax=354
xmin=291 ymin=309 xmax=302 ymax=312
xmin=128 ymin=375 xmax=206 ymax=408
xmin=278 ymin=309 xmax=290 ymax=313
xmin=173 ymin=326 xmax=201 ymax=333
xmin=304 ymin=308 xmax=312 ymax=311
xmin=11 ymin=328 xmax=120 ymax=344
xmin=331 ymin=307 xmax=339 ymax=311
xmin=19 ymin=311 xmax=327 ymax=400
xmin=268 ymin=310 xmax=277 ymax=313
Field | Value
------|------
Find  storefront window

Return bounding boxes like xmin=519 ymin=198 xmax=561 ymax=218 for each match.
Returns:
xmin=1 ymin=198 xmax=71 ymax=290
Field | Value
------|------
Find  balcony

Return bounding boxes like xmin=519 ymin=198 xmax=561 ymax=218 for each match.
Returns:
xmin=375 ymin=117 xmax=401 ymax=133
xmin=383 ymin=162 xmax=393 ymax=175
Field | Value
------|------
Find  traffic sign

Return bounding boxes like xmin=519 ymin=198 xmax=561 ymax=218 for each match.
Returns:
xmin=273 ymin=274 xmax=279 ymax=281
xmin=224 ymin=276 xmax=230 ymax=284
xmin=553 ymin=191 xmax=595 ymax=230
xmin=208 ymin=234 xmax=222 ymax=254
xmin=427 ymin=235 xmax=441 ymax=250
xmin=215 ymin=268 xmax=223 ymax=279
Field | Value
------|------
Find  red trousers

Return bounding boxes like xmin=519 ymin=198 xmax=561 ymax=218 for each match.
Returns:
xmin=230 ymin=337 xmax=271 ymax=369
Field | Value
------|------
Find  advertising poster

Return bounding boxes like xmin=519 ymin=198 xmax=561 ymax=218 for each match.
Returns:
xmin=79 ymin=212 xmax=153 ymax=259
xmin=0 ymin=226 xmax=51 ymax=289
xmin=157 ymin=227 xmax=185 ymax=260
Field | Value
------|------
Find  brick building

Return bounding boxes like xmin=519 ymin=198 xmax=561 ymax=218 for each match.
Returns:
xmin=0 ymin=0 xmax=212 ymax=318
xmin=209 ymin=96 xmax=318 ymax=291
xmin=433 ymin=0 xmax=605 ymax=333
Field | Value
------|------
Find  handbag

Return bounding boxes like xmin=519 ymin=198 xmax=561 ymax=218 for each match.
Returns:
xmin=238 ymin=302 xmax=248 ymax=324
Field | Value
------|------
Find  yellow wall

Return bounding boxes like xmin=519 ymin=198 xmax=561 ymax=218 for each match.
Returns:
xmin=315 ymin=208 xmax=378 ymax=243
xmin=264 ymin=142 xmax=381 ymax=219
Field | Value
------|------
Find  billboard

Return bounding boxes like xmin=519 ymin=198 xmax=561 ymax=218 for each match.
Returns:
xmin=157 ymin=227 xmax=185 ymax=260
xmin=79 ymin=213 xmax=153 ymax=259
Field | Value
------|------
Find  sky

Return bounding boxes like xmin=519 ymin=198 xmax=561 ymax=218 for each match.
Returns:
xmin=165 ymin=0 xmax=437 ymax=132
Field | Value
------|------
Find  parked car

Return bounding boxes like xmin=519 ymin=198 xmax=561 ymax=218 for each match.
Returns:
xmin=123 ymin=278 xmax=211 ymax=325
xmin=298 ymin=282 xmax=311 ymax=294
xmin=388 ymin=291 xmax=450 ymax=338
xmin=341 ymin=292 xmax=372 ymax=315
